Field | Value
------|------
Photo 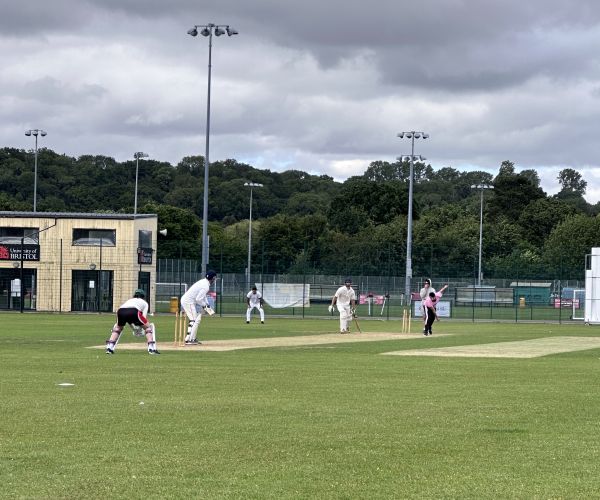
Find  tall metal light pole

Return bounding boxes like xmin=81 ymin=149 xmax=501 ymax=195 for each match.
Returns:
xmin=470 ymin=184 xmax=494 ymax=286
xmin=244 ymin=182 xmax=263 ymax=288
xmin=188 ymin=23 xmax=239 ymax=275
xmin=25 ymin=129 xmax=47 ymax=212
xmin=133 ymin=152 xmax=149 ymax=215
xmin=397 ymin=131 xmax=429 ymax=303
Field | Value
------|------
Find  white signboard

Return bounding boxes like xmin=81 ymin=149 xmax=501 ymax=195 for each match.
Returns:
xmin=11 ymin=279 xmax=21 ymax=297
xmin=259 ymin=283 xmax=310 ymax=308
xmin=413 ymin=300 xmax=451 ymax=318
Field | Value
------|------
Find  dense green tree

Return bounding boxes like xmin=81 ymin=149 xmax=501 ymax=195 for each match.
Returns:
xmin=489 ymin=171 xmax=546 ymax=222
xmin=497 ymin=160 xmax=515 ymax=177
xmin=3 ymin=145 xmax=600 ymax=278
xmin=553 ymin=190 xmax=589 ymax=214
xmin=327 ymin=177 xmax=408 ymax=231
xmin=557 ymin=168 xmax=587 ymax=195
xmin=520 ymin=169 xmax=541 ymax=188
xmin=518 ymin=198 xmax=578 ymax=247
xmin=543 ymin=214 xmax=600 ymax=278
xmin=284 ymin=192 xmax=330 ymax=215
xmin=364 ymin=159 xmax=432 ymax=182
xmin=141 ymin=202 xmax=202 ymax=259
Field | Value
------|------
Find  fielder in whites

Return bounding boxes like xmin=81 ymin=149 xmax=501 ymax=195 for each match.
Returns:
xmin=329 ymin=277 xmax=357 ymax=334
xmin=180 ymin=270 xmax=217 ymax=345
xmin=105 ymin=289 xmax=159 ymax=355
xmin=246 ymin=285 xmax=265 ymax=324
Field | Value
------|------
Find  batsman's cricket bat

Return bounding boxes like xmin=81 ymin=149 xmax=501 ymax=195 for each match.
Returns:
xmin=353 ymin=314 xmax=362 ymax=333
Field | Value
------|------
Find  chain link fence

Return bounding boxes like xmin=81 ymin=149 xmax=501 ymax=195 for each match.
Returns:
xmin=0 ymin=235 xmax=587 ymax=323
xmin=156 ymin=257 xmax=585 ymax=323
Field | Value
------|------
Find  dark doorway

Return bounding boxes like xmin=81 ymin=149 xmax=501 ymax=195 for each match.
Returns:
xmin=72 ymin=270 xmax=113 ymax=312
xmin=0 ymin=268 xmax=37 ymax=310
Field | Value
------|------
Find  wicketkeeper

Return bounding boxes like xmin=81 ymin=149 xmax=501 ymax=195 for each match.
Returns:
xmin=180 ymin=270 xmax=217 ymax=345
xmin=105 ymin=289 xmax=159 ymax=355
xmin=329 ymin=277 xmax=357 ymax=334
xmin=246 ymin=285 xmax=265 ymax=324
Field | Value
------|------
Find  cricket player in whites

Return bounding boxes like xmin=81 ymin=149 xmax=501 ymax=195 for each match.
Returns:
xmin=246 ymin=285 xmax=265 ymax=324
xmin=329 ymin=277 xmax=357 ymax=334
xmin=180 ymin=270 xmax=217 ymax=345
xmin=105 ymin=289 xmax=159 ymax=355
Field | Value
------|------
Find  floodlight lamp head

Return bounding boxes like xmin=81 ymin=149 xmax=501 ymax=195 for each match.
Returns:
xmin=32 ymin=130 xmax=39 ymax=136
xmin=422 ymin=133 xmax=429 ymax=139
xmin=159 ymin=229 xmax=168 ymax=237
xmin=414 ymin=133 xmax=421 ymax=138
xmin=405 ymin=133 xmax=413 ymax=138
xmin=25 ymin=131 xmax=31 ymax=136
xmin=214 ymin=27 xmax=225 ymax=36
xmin=200 ymin=27 xmax=211 ymax=36
xmin=397 ymin=132 xmax=404 ymax=138
xmin=187 ymin=27 xmax=198 ymax=36
xmin=40 ymin=131 xmax=47 ymax=136
xmin=226 ymin=26 xmax=238 ymax=36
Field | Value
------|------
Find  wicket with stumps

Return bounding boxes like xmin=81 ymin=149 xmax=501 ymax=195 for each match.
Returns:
xmin=173 ymin=311 xmax=187 ymax=346
xmin=402 ymin=308 xmax=411 ymax=334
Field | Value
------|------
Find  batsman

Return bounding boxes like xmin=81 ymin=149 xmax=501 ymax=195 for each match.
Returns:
xmin=329 ymin=277 xmax=357 ymax=334
xmin=180 ymin=270 xmax=217 ymax=345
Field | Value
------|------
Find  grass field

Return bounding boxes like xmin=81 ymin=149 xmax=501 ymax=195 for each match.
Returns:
xmin=2 ymin=313 xmax=600 ymax=498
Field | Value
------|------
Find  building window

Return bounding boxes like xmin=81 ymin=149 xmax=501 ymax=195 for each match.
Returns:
xmin=72 ymin=229 xmax=116 ymax=246
xmin=138 ymin=230 xmax=152 ymax=249
xmin=0 ymin=227 xmax=39 ymax=244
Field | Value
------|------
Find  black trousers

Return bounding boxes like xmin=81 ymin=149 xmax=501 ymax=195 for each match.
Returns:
xmin=424 ymin=306 xmax=437 ymax=331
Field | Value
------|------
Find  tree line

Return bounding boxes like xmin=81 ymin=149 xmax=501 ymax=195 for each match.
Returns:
xmin=1 ymin=147 xmax=599 ymax=279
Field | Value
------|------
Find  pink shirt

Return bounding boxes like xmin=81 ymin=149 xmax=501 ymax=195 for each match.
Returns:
xmin=423 ymin=291 xmax=443 ymax=309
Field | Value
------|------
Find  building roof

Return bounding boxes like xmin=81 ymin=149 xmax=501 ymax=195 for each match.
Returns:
xmin=0 ymin=211 xmax=156 ymax=220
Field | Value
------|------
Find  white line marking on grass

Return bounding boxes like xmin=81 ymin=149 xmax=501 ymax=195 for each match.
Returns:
xmin=57 ymin=383 xmax=75 ymax=387
xmin=382 ymin=336 xmax=600 ymax=358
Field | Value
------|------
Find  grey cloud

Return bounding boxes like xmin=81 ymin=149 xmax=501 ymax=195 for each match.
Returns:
xmin=0 ymin=1 xmax=93 ymax=34
xmin=4 ymin=0 xmax=600 ymax=202
xmin=20 ymin=77 xmax=107 ymax=104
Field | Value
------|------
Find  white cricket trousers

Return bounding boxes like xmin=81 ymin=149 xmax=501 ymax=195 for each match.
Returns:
xmin=246 ymin=304 xmax=264 ymax=322
xmin=182 ymin=302 xmax=201 ymax=340
xmin=337 ymin=304 xmax=351 ymax=332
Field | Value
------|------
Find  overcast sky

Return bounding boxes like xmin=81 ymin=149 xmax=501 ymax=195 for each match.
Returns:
xmin=3 ymin=1 xmax=600 ymax=201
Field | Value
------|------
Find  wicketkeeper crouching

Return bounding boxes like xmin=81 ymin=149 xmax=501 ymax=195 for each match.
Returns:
xmin=105 ymin=289 xmax=159 ymax=355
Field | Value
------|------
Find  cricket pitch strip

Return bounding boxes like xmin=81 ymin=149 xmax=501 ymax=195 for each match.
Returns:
xmin=382 ymin=336 xmax=600 ymax=358
xmin=92 ymin=332 xmax=439 ymax=352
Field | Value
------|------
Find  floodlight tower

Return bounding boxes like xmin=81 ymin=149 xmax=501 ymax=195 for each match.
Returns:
xmin=133 ymin=152 xmax=149 ymax=215
xmin=187 ymin=22 xmax=239 ymax=275
xmin=470 ymin=184 xmax=494 ymax=285
xmin=25 ymin=129 xmax=47 ymax=212
xmin=397 ymin=131 xmax=429 ymax=302
xmin=244 ymin=182 xmax=263 ymax=288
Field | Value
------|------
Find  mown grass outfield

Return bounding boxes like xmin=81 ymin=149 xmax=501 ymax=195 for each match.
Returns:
xmin=2 ymin=313 xmax=600 ymax=498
